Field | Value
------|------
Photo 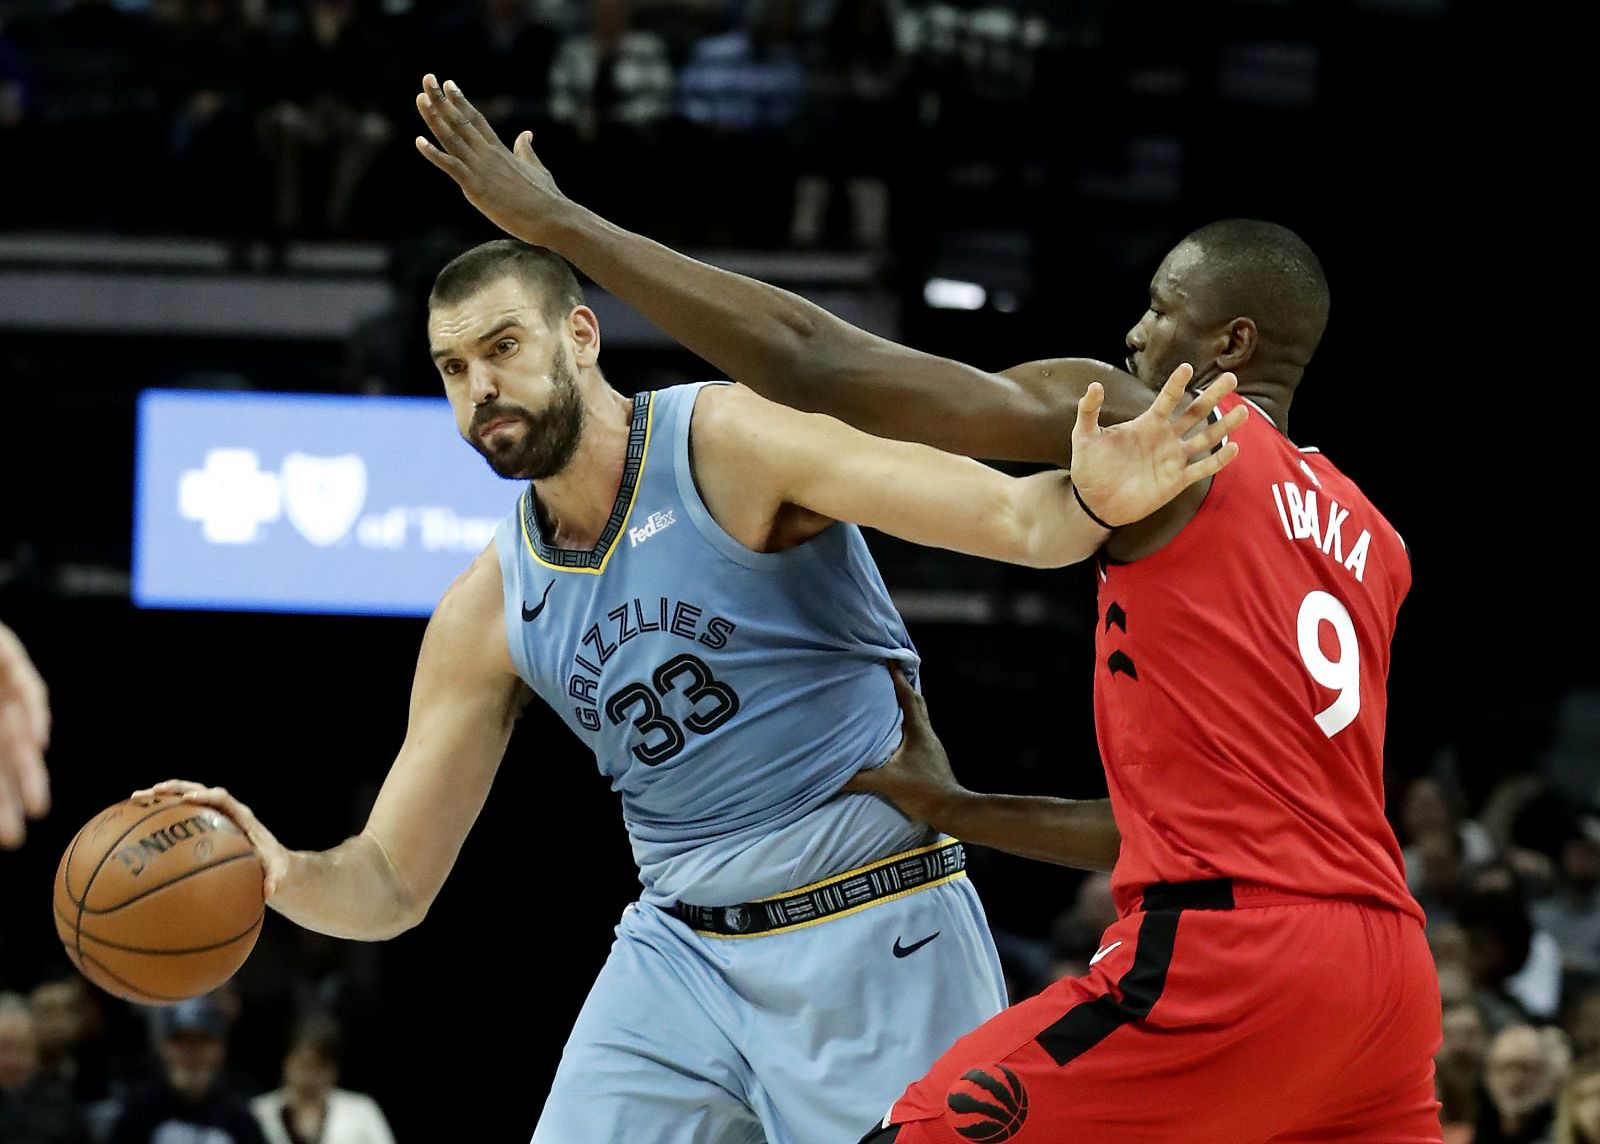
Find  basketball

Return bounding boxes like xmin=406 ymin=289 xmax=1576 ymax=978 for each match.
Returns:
xmin=52 ymin=795 xmax=266 ymax=1004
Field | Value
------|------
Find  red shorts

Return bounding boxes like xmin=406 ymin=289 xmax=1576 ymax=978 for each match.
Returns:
xmin=862 ymin=880 xmax=1442 ymax=1144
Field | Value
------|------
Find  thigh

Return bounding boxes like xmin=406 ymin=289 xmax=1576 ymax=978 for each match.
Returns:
xmin=726 ymin=877 xmax=1009 ymax=1144
xmin=533 ymin=904 xmax=763 ymax=1144
xmin=875 ymin=910 xmax=1270 ymax=1144
xmin=1271 ymin=909 xmax=1444 ymax=1144
xmin=874 ymin=902 xmax=1441 ymax=1144
xmin=1270 ymin=1100 xmax=1444 ymax=1144
xmin=1269 ymin=1068 xmax=1442 ymax=1144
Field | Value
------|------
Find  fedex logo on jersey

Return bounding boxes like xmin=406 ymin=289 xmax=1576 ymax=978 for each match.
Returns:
xmin=135 ymin=390 xmax=516 ymax=616
xmin=628 ymin=510 xmax=677 ymax=547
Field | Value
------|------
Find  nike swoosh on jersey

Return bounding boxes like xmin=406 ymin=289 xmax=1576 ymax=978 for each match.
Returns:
xmin=893 ymin=931 xmax=941 ymax=958
xmin=1089 ymin=939 xmax=1122 ymax=965
xmin=521 ymin=581 xmax=555 ymax=622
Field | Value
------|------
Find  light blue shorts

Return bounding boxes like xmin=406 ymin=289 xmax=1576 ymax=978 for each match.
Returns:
xmin=531 ymin=871 xmax=1007 ymax=1144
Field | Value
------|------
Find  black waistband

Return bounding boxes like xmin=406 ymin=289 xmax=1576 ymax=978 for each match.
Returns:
xmin=670 ymin=839 xmax=967 ymax=937
xmin=1139 ymin=878 xmax=1235 ymax=912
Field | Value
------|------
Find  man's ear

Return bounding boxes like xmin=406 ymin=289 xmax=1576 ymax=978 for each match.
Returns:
xmin=1216 ymin=317 xmax=1258 ymax=371
xmin=568 ymin=305 xmax=601 ymax=368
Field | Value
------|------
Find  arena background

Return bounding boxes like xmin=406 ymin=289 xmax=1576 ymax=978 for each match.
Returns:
xmin=0 ymin=1 xmax=1583 ymax=1140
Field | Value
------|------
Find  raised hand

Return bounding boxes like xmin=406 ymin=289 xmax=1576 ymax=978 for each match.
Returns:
xmin=413 ymin=74 xmax=570 ymax=246
xmin=131 ymin=779 xmax=291 ymax=900
xmin=1069 ymin=363 xmax=1247 ymax=528
xmin=0 ymin=621 xmax=50 ymax=849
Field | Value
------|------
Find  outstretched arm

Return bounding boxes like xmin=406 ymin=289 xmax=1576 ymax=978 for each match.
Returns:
xmin=135 ymin=548 xmax=527 ymax=941
xmin=846 ymin=666 xmax=1121 ymax=872
xmin=413 ymin=75 xmax=1155 ymax=464
xmin=0 ymin=621 xmax=50 ymax=849
xmin=695 ymin=362 xmax=1243 ymax=569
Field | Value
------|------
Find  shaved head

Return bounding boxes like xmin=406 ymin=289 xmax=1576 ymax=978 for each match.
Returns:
xmin=1180 ymin=219 xmax=1330 ymax=359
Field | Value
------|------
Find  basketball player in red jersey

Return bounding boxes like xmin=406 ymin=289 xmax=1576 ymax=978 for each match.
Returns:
xmin=412 ymin=76 xmax=1440 ymax=1141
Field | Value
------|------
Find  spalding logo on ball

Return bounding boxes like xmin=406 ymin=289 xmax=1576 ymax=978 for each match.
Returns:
xmin=53 ymin=795 xmax=266 ymax=1004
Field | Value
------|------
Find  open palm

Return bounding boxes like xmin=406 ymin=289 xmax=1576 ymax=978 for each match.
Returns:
xmin=1069 ymin=364 xmax=1248 ymax=528
xmin=413 ymin=74 xmax=570 ymax=247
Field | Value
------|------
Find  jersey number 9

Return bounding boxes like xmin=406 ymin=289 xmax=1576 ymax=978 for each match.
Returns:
xmin=1296 ymin=590 xmax=1360 ymax=738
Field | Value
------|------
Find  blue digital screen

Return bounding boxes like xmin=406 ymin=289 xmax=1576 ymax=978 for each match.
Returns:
xmin=133 ymin=390 xmax=521 ymax=616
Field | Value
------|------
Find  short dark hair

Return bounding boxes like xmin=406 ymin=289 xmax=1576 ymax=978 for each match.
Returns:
xmin=428 ymin=239 xmax=584 ymax=324
xmin=1182 ymin=219 xmax=1330 ymax=355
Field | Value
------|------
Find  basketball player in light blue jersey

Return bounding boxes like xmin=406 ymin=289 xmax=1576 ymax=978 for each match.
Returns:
xmin=141 ymin=89 xmax=1245 ymax=1144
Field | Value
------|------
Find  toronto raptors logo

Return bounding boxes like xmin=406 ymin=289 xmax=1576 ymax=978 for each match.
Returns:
xmin=945 ymin=1063 xmax=1029 ymax=1142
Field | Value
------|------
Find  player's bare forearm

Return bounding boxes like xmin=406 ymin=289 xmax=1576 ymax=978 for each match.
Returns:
xmin=137 ymin=550 xmax=522 ymax=943
xmin=706 ymin=370 xmax=1242 ymax=568
xmin=350 ymin=550 xmax=522 ymax=930
xmin=849 ymin=665 xmax=1120 ymax=871
xmin=930 ymin=791 xmax=1121 ymax=872
xmin=695 ymin=383 xmax=1109 ymax=568
xmin=413 ymin=74 xmax=1118 ymax=462
xmin=129 ymin=779 xmax=424 ymax=941
xmin=542 ymin=209 xmax=1088 ymax=461
xmin=268 ymin=831 xmax=421 ymax=940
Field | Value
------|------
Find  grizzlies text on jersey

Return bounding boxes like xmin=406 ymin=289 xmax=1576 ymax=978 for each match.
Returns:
xmin=494 ymin=382 xmax=932 ymax=906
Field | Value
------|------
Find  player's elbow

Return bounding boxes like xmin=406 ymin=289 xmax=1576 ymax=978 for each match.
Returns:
xmin=380 ymin=898 xmax=431 ymax=938
xmin=359 ymin=830 xmax=432 ymax=937
xmin=993 ymin=482 xmax=1076 ymax=568
xmin=357 ymin=885 xmax=429 ymax=940
xmin=728 ymin=295 xmax=823 ymax=392
xmin=990 ymin=490 xmax=1055 ymax=569
xmin=1012 ymin=478 xmax=1105 ymax=569
xmin=764 ymin=311 xmax=878 ymax=406
xmin=1017 ymin=547 xmax=1073 ymax=571
xmin=1014 ymin=527 xmax=1096 ymax=571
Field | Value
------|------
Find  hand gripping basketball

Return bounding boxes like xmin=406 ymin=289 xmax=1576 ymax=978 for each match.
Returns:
xmin=132 ymin=779 xmax=288 ymax=900
xmin=54 ymin=792 xmax=267 ymax=1002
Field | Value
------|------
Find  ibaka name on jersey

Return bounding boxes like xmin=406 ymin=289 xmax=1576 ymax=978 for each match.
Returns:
xmin=1269 ymin=476 xmax=1374 ymax=583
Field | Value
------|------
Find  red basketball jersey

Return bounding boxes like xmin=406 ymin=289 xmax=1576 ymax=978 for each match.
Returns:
xmin=1094 ymin=391 xmax=1419 ymax=921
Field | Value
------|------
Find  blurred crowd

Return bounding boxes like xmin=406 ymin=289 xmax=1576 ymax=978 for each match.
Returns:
xmin=0 ymin=928 xmax=399 ymax=1144
xmin=6 ymin=756 xmax=1599 ymax=1143
xmin=0 ymin=0 xmax=1063 ymax=250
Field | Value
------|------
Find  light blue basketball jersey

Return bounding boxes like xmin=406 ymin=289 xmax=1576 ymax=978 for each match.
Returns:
xmin=494 ymin=382 xmax=930 ymax=907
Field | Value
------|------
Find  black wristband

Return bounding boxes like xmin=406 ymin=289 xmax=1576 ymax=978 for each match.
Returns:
xmin=1072 ymin=483 xmax=1117 ymax=531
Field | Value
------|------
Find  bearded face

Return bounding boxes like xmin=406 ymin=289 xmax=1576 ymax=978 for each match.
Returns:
xmin=467 ymin=346 xmax=586 ymax=480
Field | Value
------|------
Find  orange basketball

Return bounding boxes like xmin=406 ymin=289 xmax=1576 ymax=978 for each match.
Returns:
xmin=52 ymin=795 xmax=266 ymax=1004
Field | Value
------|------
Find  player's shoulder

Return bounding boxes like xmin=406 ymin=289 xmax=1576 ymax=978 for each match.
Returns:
xmin=687 ymin=378 xmax=757 ymax=418
xmin=426 ymin=544 xmax=514 ymax=672
xmin=440 ymin=541 xmax=504 ymax=605
xmin=684 ymin=380 xmax=787 ymax=451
